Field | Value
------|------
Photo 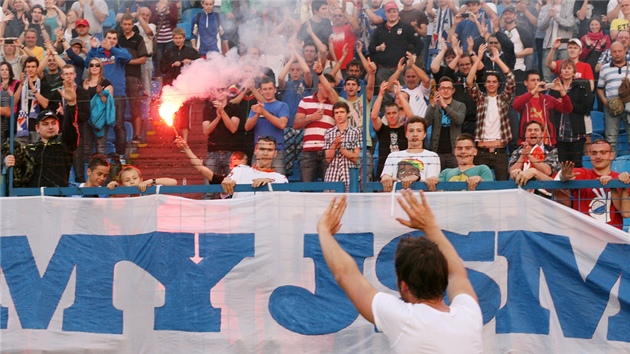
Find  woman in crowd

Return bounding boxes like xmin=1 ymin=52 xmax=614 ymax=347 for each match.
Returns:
xmin=550 ymin=59 xmax=593 ymax=167
xmin=78 ymin=58 xmax=114 ymax=168
xmin=63 ymin=9 xmax=79 ymax=42
xmin=579 ymin=18 xmax=610 ymax=82
xmin=44 ymin=0 xmax=67 ymax=40
xmin=0 ymin=61 xmax=19 ymax=142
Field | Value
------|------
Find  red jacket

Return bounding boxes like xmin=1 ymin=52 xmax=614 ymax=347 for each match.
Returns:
xmin=513 ymin=92 xmax=573 ymax=146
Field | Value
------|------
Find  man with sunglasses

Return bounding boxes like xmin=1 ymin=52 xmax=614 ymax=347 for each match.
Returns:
xmin=221 ymin=136 xmax=288 ymax=198
xmin=245 ymin=77 xmax=290 ymax=175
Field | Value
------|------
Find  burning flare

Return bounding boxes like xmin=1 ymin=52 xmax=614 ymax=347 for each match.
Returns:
xmin=159 ymin=100 xmax=181 ymax=127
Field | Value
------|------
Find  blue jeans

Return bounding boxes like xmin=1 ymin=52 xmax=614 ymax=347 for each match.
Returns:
xmin=604 ymin=106 xmax=628 ymax=153
xmin=205 ymin=151 xmax=233 ymax=177
xmin=114 ymin=95 xmax=127 ymax=155
xmin=252 ymin=150 xmax=286 ymax=176
xmin=300 ymin=150 xmax=329 ymax=182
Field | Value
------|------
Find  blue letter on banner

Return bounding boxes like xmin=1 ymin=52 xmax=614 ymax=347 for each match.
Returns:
xmin=269 ymin=233 xmax=374 ymax=335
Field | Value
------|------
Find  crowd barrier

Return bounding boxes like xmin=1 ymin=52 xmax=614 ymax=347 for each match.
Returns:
xmin=1 ymin=190 xmax=630 ymax=353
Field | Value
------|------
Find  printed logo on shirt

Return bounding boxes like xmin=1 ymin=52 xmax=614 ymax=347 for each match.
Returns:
xmin=589 ymin=188 xmax=612 ymax=223
xmin=396 ymin=159 xmax=424 ymax=180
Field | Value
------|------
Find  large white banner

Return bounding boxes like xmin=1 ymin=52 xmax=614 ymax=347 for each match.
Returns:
xmin=1 ymin=190 xmax=630 ymax=353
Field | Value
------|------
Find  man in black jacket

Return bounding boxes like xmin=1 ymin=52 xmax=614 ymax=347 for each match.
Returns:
xmin=4 ymin=74 xmax=79 ymax=188
xmin=368 ymin=1 xmax=423 ymax=88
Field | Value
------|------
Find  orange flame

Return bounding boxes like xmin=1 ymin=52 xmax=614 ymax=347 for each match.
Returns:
xmin=159 ymin=101 xmax=181 ymax=126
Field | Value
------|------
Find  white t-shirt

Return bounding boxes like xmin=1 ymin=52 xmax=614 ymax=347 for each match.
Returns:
xmin=401 ymin=84 xmax=431 ymax=118
xmin=482 ymin=96 xmax=501 ymax=141
xmin=380 ymin=149 xmax=441 ymax=181
xmin=226 ymin=165 xmax=288 ymax=198
xmin=372 ymin=292 xmax=483 ymax=354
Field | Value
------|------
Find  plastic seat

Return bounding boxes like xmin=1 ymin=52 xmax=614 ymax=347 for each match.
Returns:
xmin=591 ymin=110 xmax=604 ymax=135
xmin=618 ymin=133 xmax=629 ymax=156
xmin=582 ymin=155 xmax=593 ymax=169
xmin=612 ymin=155 xmax=630 ymax=173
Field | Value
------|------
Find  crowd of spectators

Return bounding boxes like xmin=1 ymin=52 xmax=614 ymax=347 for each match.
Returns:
xmin=2 ymin=0 xmax=630 ymax=227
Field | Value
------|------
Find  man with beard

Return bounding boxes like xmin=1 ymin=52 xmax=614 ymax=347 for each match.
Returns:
xmin=426 ymin=133 xmax=494 ymax=191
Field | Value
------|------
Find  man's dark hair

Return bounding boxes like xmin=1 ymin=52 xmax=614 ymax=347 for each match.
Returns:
xmin=395 ymin=236 xmax=449 ymax=301
xmin=312 ymin=0 xmax=327 ymax=14
xmin=88 ymin=154 xmax=110 ymax=170
xmin=322 ymin=73 xmax=335 ymax=83
xmin=303 ymin=41 xmax=317 ymax=52
xmin=525 ymin=120 xmax=544 ymax=131
xmin=257 ymin=135 xmax=277 ymax=147
xmin=456 ymin=133 xmax=475 ymax=144
xmin=484 ymin=71 xmax=501 ymax=82
xmin=524 ymin=69 xmax=540 ymax=82
xmin=438 ymin=76 xmax=454 ymax=86
xmin=405 ymin=116 xmax=427 ymax=132
xmin=333 ymin=101 xmax=350 ymax=113
xmin=345 ymin=76 xmax=360 ymax=85
xmin=105 ymin=29 xmax=118 ymax=39
xmin=346 ymin=59 xmax=361 ymax=70
xmin=384 ymin=102 xmax=399 ymax=111
xmin=260 ymin=77 xmax=275 ymax=86
xmin=24 ymin=56 xmax=39 ymax=68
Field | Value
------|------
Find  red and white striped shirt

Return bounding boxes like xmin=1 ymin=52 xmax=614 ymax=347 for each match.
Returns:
xmin=297 ymin=92 xmax=335 ymax=152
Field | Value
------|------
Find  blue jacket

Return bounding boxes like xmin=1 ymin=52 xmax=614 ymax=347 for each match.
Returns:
xmin=86 ymin=45 xmax=132 ymax=95
xmin=90 ymin=89 xmax=116 ymax=138
xmin=191 ymin=11 xmax=226 ymax=55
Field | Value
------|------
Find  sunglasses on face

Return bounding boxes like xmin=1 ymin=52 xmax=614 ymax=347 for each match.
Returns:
xmin=89 ymin=63 xmax=101 ymax=67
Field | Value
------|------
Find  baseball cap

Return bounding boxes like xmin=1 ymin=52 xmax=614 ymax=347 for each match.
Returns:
xmin=466 ymin=0 xmax=481 ymax=4
xmin=503 ymin=6 xmax=516 ymax=13
xmin=384 ymin=1 xmax=398 ymax=11
xmin=76 ymin=18 xmax=90 ymax=27
xmin=568 ymin=38 xmax=582 ymax=50
xmin=69 ymin=38 xmax=83 ymax=47
xmin=36 ymin=110 xmax=60 ymax=124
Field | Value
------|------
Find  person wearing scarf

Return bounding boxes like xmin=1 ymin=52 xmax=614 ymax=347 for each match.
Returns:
xmin=579 ymin=18 xmax=611 ymax=76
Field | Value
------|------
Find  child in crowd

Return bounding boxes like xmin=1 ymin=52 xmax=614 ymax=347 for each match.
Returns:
xmin=107 ymin=165 xmax=177 ymax=196
xmin=175 ymin=136 xmax=247 ymax=184
xmin=72 ymin=154 xmax=110 ymax=198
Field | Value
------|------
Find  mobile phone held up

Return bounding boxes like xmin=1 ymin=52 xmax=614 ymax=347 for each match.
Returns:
xmin=560 ymin=38 xmax=570 ymax=44
xmin=461 ymin=13 xmax=470 ymax=19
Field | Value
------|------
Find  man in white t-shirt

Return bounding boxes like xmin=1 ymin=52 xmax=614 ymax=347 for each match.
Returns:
xmin=386 ymin=53 xmax=432 ymax=118
xmin=317 ymin=190 xmax=483 ymax=354
xmin=221 ymin=136 xmax=288 ymax=198
xmin=380 ymin=116 xmax=441 ymax=192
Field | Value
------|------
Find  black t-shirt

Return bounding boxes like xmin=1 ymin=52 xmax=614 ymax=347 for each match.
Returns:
xmin=203 ymin=102 xmax=244 ymax=152
xmin=86 ymin=78 xmax=113 ymax=99
xmin=376 ymin=124 xmax=408 ymax=177
xmin=25 ymin=77 xmax=59 ymax=132
xmin=117 ymin=32 xmax=148 ymax=79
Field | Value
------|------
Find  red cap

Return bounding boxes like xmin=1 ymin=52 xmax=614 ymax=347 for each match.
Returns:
xmin=76 ymin=18 xmax=90 ymax=27
xmin=384 ymin=1 xmax=398 ymax=11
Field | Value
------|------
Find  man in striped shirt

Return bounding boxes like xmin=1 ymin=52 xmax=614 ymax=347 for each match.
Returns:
xmin=597 ymin=41 xmax=630 ymax=153
xmin=293 ymin=62 xmax=339 ymax=182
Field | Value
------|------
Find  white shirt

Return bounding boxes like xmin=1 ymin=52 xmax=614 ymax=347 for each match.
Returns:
xmin=380 ymin=149 xmax=441 ymax=181
xmin=401 ymin=84 xmax=431 ymax=118
xmin=482 ymin=96 xmax=501 ymax=141
xmin=372 ymin=292 xmax=483 ymax=354
xmin=226 ymin=165 xmax=288 ymax=198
